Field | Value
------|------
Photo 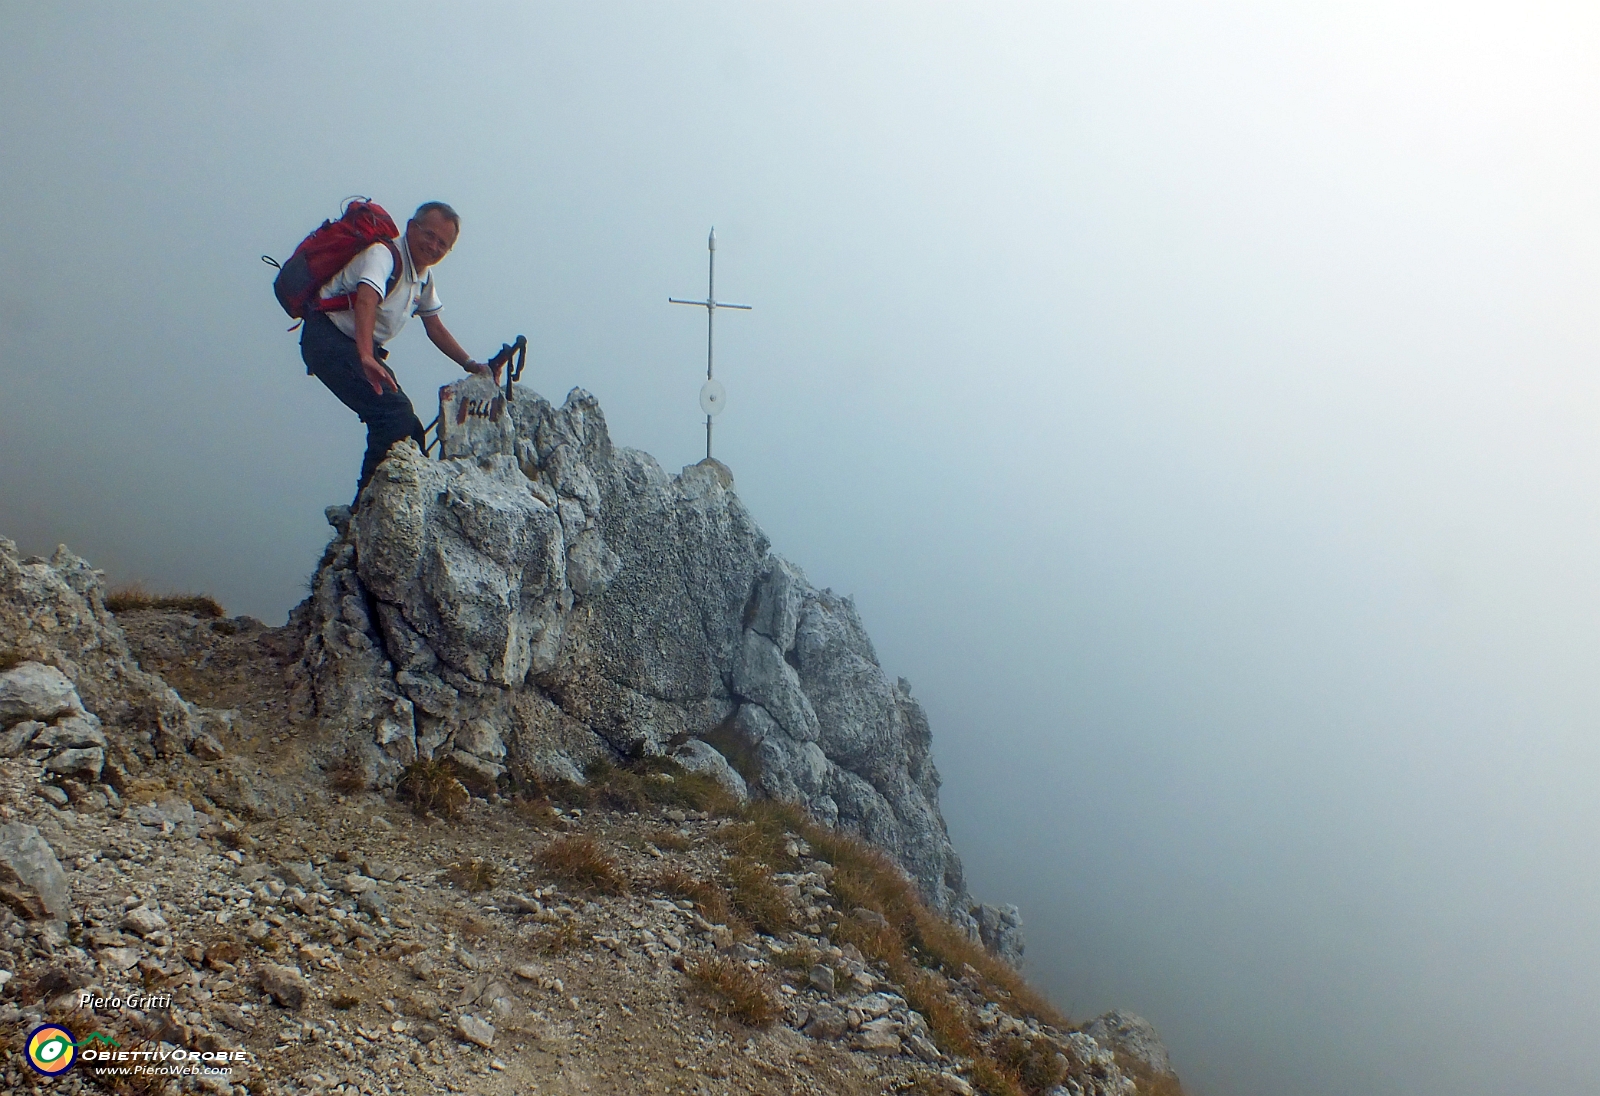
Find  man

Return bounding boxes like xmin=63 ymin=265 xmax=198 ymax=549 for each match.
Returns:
xmin=300 ymin=200 xmax=488 ymax=506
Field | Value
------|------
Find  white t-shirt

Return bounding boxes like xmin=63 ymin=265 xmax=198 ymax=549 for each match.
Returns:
xmin=319 ymin=233 xmax=443 ymax=345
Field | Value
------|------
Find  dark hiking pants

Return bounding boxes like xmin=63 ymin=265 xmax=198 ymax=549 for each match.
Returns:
xmin=300 ymin=310 xmax=427 ymax=506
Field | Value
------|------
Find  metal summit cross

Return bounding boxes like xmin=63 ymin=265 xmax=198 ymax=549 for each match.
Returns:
xmin=670 ymin=228 xmax=751 ymax=461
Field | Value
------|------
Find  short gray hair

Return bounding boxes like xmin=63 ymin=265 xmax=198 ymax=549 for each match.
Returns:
xmin=413 ymin=201 xmax=460 ymax=230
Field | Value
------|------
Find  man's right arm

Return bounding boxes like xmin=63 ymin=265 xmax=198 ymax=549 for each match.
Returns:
xmin=353 ymin=284 xmax=396 ymax=395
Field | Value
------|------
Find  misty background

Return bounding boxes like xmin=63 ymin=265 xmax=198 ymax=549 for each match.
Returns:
xmin=3 ymin=4 xmax=1598 ymax=1094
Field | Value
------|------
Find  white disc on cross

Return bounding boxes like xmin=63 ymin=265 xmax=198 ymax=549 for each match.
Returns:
xmin=699 ymin=378 xmax=726 ymax=417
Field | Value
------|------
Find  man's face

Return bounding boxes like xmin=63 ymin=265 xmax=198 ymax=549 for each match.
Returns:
xmin=406 ymin=210 xmax=458 ymax=270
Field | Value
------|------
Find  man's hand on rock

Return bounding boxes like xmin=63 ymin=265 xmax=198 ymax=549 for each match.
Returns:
xmin=463 ymin=359 xmax=506 ymax=383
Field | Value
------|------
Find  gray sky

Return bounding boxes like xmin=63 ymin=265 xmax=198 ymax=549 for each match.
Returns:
xmin=4 ymin=4 xmax=1598 ymax=1094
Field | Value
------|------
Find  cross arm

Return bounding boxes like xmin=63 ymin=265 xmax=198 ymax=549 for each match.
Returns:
xmin=669 ymin=297 xmax=753 ymax=310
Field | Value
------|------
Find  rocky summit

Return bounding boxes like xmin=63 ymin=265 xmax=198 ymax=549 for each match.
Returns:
xmin=0 ymin=378 xmax=1183 ymax=1096
xmin=295 ymin=379 xmax=975 ymax=932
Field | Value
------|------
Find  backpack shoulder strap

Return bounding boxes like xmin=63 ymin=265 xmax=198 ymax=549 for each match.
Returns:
xmin=380 ymin=237 xmax=402 ymax=298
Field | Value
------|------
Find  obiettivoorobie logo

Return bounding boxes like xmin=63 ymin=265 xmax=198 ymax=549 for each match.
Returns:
xmin=25 ymin=1026 xmax=123 ymax=1076
xmin=26 ymin=1024 xmax=78 ymax=1076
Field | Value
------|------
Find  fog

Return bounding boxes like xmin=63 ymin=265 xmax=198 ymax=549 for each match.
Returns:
xmin=4 ymin=4 xmax=1598 ymax=1093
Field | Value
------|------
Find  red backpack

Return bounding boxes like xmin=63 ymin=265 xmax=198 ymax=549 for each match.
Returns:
xmin=268 ymin=199 xmax=402 ymax=319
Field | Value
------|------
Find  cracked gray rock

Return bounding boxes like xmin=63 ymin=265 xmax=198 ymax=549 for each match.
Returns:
xmin=456 ymin=1014 xmax=495 ymax=1048
xmin=0 ymin=822 xmax=72 ymax=921
xmin=974 ymin=902 xmax=1026 ymax=967
xmin=0 ymin=541 xmax=200 ymax=758
xmin=258 ymin=962 xmax=312 ymax=1009
xmin=0 ymin=662 xmax=82 ymax=725
xmin=289 ymin=381 xmax=990 ymax=932
xmin=1083 ymin=1010 xmax=1178 ymax=1085
xmin=670 ymin=739 xmax=748 ymax=805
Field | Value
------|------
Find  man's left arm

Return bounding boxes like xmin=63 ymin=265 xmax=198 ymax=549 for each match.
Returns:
xmin=422 ymin=313 xmax=488 ymax=375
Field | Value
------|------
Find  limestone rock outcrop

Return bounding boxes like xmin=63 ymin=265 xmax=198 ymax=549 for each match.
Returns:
xmin=1082 ymin=1011 xmax=1181 ymax=1091
xmin=0 ymin=821 xmax=71 ymax=923
xmin=0 ymin=539 xmax=205 ymax=770
xmin=290 ymin=379 xmax=978 ymax=923
xmin=976 ymin=902 xmax=1026 ymax=967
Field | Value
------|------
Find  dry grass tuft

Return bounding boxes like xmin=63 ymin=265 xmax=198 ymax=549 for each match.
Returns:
xmin=724 ymin=856 xmax=792 ymax=936
xmin=716 ymin=799 xmax=809 ymax=866
xmin=831 ymin=907 xmax=902 ymax=969
xmin=919 ymin=910 xmax=1066 ymax=1029
xmin=578 ymin=757 xmax=742 ymax=816
xmin=697 ymin=802 xmax=1073 ymax=1089
xmin=326 ymin=754 xmax=368 ymax=794
xmin=105 ymin=583 xmax=225 ymax=618
xmin=518 ymin=754 xmax=744 ymax=818
xmin=219 ymin=828 xmax=256 ymax=852
xmin=203 ymin=939 xmax=244 ymax=969
xmin=902 ymin=969 xmax=976 ymax=1058
xmin=529 ymin=921 xmax=583 ymax=955
xmin=648 ymin=829 xmax=693 ymax=852
xmin=1115 ymin=1059 xmax=1187 ymax=1096
xmin=685 ymin=954 xmax=780 ymax=1026
xmin=521 ymin=770 xmax=593 ymax=810
xmin=772 ymin=940 xmax=821 ymax=973
xmin=119 ymin=778 xmax=170 ymax=807
xmin=396 ymin=757 xmax=470 ymax=819
xmin=654 ymin=868 xmax=738 ymax=929
xmin=966 ymin=1057 xmax=1026 ymax=1096
xmin=536 ymin=835 xmax=627 ymax=894
xmin=993 ymin=1032 xmax=1070 ymax=1093
xmin=806 ymin=822 xmax=1068 ymax=1030
xmin=447 ymin=857 xmax=500 ymax=893
xmin=513 ymin=794 xmax=559 ymax=828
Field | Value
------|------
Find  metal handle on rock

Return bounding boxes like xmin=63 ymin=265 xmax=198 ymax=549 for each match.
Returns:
xmin=485 ymin=335 xmax=529 ymax=402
